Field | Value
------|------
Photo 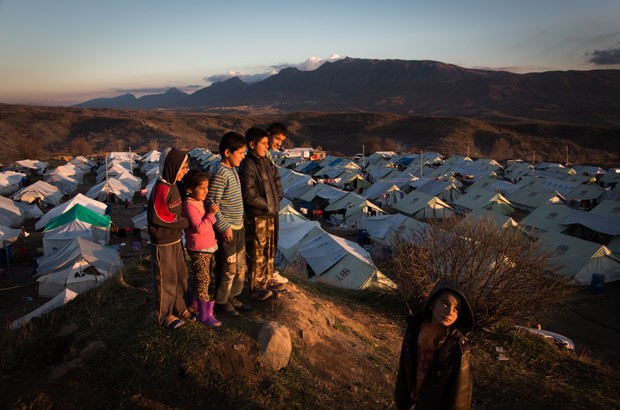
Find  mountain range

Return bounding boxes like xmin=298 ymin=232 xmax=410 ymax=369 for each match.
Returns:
xmin=74 ymin=58 xmax=620 ymax=125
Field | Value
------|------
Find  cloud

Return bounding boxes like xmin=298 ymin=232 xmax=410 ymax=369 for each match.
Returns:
xmin=271 ymin=54 xmax=343 ymax=71
xmin=588 ymin=42 xmax=620 ymax=65
xmin=205 ymin=54 xmax=345 ymax=85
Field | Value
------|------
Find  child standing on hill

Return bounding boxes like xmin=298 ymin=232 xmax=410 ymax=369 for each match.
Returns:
xmin=147 ymin=147 xmax=192 ymax=330
xmin=207 ymin=131 xmax=251 ymax=317
xmin=239 ymin=127 xmax=284 ymax=301
xmin=182 ymin=170 xmax=221 ymax=327
xmin=395 ymin=281 xmax=474 ymax=410
xmin=265 ymin=122 xmax=289 ymax=285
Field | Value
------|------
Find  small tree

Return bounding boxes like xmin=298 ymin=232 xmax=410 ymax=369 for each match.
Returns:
xmin=381 ymin=215 xmax=573 ymax=327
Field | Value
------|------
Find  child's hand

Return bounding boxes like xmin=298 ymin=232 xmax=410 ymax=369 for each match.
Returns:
xmin=209 ymin=203 xmax=219 ymax=214
xmin=223 ymin=228 xmax=233 ymax=242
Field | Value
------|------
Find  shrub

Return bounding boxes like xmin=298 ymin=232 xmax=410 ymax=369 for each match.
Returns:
xmin=381 ymin=214 xmax=574 ymax=327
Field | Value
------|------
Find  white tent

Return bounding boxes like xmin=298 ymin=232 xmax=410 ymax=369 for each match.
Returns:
xmin=324 ymin=192 xmax=384 ymax=228
xmin=35 ymin=237 xmax=123 ymax=298
xmin=0 ymin=224 xmax=21 ymax=243
xmin=297 ymin=230 xmax=394 ymax=290
xmin=35 ymin=193 xmax=107 ymax=230
xmin=277 ymin=221 xmax=324 ymax=263
xmin=279 ymin=205 xmax=307 ymax=223
xmin=132 ymin=211 xmax=149 ymax=240
xmin=0 ymin=171 xmax=26 ymax=195
xmin=43 ymin=220 xmax=109 ymax=255
xmin=10 ymin=289 xmax=78 ymax=330
xmin=0 ymin=195 xmax=29 ymax=228
xmin=416 ymin=179 xmax=463 ymax=203
xmin=12 ymin=180 xmax=64 ymax=207
xmin=46 ymin=164 xmax=85 ymax=183
xmin=521 ymin=204 xmax=578 ymax=237
xmin=45 ymin=173 xmax=79 ymax=195
xmin=361 ymin=214 xmax=429 ymax=247
xmin=85 ymin=177 xmax=135 ymax=203
xmin=393 ymin=190 xmax=455 ymax=219
xmin=539 ymin=232 xmax=620 ymax=284
xmin=115 ymin=171 xmax=142 ymax=191
xmin=453 ymin=188 xmax=514 ymax=215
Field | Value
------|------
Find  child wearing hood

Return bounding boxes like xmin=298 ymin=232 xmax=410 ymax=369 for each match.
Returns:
xmin=147 ymin=147 xmax=191 ymax=330
xmin=395 ymin=281 xmax=474 ymax=410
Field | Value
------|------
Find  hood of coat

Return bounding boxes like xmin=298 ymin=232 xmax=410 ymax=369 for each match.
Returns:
xmin=417 ymin=281 xmax=474 ymax=333
xmin=159 ymin=147 xmax=188 ymax=184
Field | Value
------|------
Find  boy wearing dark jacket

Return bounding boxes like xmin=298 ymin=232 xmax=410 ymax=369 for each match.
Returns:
xmin=147 ymin=147 xmax=191 ymax=329
xmin=395 ymin=281 xmax=474 ymax=410
xmin=239 ymin=127 xmax=283 ymax=301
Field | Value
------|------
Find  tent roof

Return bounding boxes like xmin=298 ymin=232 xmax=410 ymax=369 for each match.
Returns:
xmin=44 ymin=204 xmax=110 ymax=231
xmin=35 ymin=193 xmax=107 ymax=230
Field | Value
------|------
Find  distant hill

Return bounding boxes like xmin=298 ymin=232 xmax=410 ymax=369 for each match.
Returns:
xmin=1 ymin=104 xmax=618 ymax=168
xmin=73 ymin=58 xmax=620 ymax=126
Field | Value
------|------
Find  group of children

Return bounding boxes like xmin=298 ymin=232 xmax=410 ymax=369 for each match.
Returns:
xmin=146 ymin=123 xmax=474 ymax=408
xmin=147 ymin=123 xmax=288 ymax=329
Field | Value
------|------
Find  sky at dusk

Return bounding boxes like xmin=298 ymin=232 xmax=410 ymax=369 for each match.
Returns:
xmin=1 ymin=0 xmax=619 ymax=106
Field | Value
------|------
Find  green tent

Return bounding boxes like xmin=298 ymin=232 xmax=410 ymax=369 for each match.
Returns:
xmin=44 ymin=203 xmax=110 ymax=232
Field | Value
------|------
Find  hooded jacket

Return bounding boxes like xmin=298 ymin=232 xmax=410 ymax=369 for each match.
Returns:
xmin=395 ymin=281 xmax=474 ymax=410
xmin=147 ymin=148 xmax=189 ymax=245
xmin=238 ymin=151 xmax=283 ymax=218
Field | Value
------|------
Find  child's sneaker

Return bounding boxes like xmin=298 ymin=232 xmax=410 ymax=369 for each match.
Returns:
xmin=251 ymin=288 xmax=273 ymax=301
xmin=272 ymin=271 xmax=289 ymax=284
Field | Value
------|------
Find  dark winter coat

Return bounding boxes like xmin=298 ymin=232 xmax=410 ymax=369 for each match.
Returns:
xmin=238 ymin=152 xmax=283 ymax=218
xmin=395 ymin=282 xmax=474 ymax=410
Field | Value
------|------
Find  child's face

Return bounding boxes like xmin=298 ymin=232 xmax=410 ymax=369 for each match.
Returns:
xmin=430 ymin=292 xmax=460 ymax=327
xmin=224 ymin=146 xmax=246 ymax=167
xmin=269 ymin=133 xmax=286 ymax=151
xmin=249 ymin=136 xmax=269 ymax=158
xmin=176 ymin=159 xmax=189 ymax=182
xmin=188 ymin=179 xmax=209 ymax=202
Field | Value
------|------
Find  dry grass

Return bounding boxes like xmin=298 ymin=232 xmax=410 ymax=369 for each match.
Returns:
xmin=0 ymin=258 xmax=618 ymax=409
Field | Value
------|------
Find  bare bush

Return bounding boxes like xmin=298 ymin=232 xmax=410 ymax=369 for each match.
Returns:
xmin=381 ymin=215 xmax=574 ymax=327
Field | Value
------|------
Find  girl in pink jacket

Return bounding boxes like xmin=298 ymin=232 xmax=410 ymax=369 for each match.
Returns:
xmin=182 ymin=170 xmax=221 ymax=327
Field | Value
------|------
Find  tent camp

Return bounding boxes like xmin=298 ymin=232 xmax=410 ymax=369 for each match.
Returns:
xmin=507 ymin=185 xmax=565 ymax=212
xmin=539 ymin=232 xmax=620 ymax=284
xmin=35 ymin=237 xmax=123 ymax=298
xmin=393 ymin=190 xmax=454 ymax=219
xmin=10 ymin=288 xmax=78 ymax=330
xmin=35 ymin=193 xmax=108 ymax=230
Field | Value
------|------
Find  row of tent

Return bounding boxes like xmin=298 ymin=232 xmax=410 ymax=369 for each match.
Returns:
xmin=273 ymin=150 xmax=620 ymax=285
